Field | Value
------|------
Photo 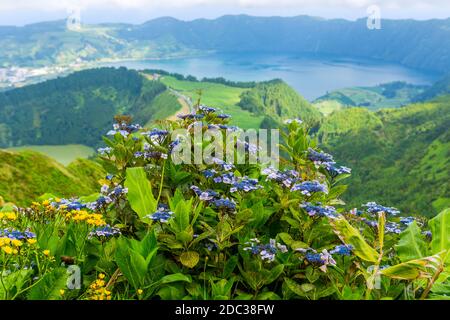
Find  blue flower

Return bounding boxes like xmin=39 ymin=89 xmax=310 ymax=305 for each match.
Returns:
xmin=307 ymin=148 xmax=334 ymax=165
xmin=300 ymin=202 xmax=337 ymax=218
xmin=211 ymin=198 xmax=236 ymax=211
xmin=199 ymin=105 xmax=217 ymax=114
xmin=284 ymin=118 xmax=303 ymax=125
xmin=330 ymin=244 xmax=353 ymax=256
xmin=363 ymin=202 xmax=400 ymax=216
xmin=217 ymin=114 xmax=231 ymax=119
xmin=230 ymin=177 xmax=262 ymax=193
xmin=146 ymin=206 xmax=174 ymax=223
xmin=400 ymin=217 xmax=415 ymax=225
xmin=262 ymin=167 xmax=300 ymax=188
xmin=291 ymin=180 xmax=328 ymax=196
xmin=177 ymin=113 xmax=205 ymax=120
xmin=0 ymin=228 xmax=36 ymax=240
xmin=97 ymin=147 xmax=113 ymax=155
xmin=88 ymin=225 xmax=121 ymax=239
xmin=324 ymin=163 xmax=351 ymax=177
xmin=243 ymin=239 xmax=287 ymax=262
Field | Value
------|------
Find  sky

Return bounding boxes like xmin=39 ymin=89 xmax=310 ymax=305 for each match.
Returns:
xmin=0 ymin=0 xmax=449 ymax=26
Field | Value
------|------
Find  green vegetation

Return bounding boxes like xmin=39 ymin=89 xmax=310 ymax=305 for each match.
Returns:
xmin=0 ymin=67 xmax=172 ymax=148
xmin=161 ymin=75 xmax=264 ymax=129
xmin=238 ymin=79 xmax=322 ymax=126
xmin=319 ymin=97 xmax=450 ymax=216
xmin=5 ymin=144 xmax=95 ymax=166
xmin=314 ymin=82 xmax=429 ymax=112
xmin=1 ymin=113 xmax=448 ymax=300
xmin=414 ymin=73 xmax=450 ymax=102
xmin=0 ymin=149 xmax=104 ymax=206
xmin=2 ymin=16 xmax=450 ymax=74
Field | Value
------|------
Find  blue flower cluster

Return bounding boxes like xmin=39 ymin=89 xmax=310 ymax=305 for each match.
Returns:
xmin=291 ymin=180 xmax=328 ymax=196
xmin=300 ymin=202 xmax=337 ymax=218
xmin=400 ymin=216 xmax=416 ymax=225
xmin=243 ymin=238 xmax=288 ymax=262
xmin=284 ymin=118 xmax=303 ymax=125
xmin=177 ymin=113 xmax=205 ymax=120
xmin=363 ymin=202 xmax=400 ymax=216
xmin=230 ymin=177 xmax=262 ymax=193
xmin=261 ymin=167 xmax=301 ymax=188
xmin=97 ymin=147 xmax=113 ymax=156
xmin=0 ymin=228 xmax=36 ymax=240
xmin=307 ymin=147 xmax=351 ymax=178
xmin=323 ymin=163 xmax=352 ymax=178
xmin=52 ymin=198 xmax=86 ymax=211
xmin=107 ymin=122 xmax=142 ymax=138
xmin=87 ymin=184 xmax=128 ymax=211
xmin=307 ymin=148 xmax=334 ymax=165
xmin=134 ymin=151 xmax=168 ymax=160
xmin=330 ymin=244 xmax=353 ymax=256
xmin=141 ymin=129 xmax=169 ymax=145
xmin=146 ymin=205 xmax=174 ymax=223
xmin=191 ymin=186 xmax=236 ymax=211
xmin=88 ymin=225 xmax=121 ymax=239
xmin=296 ymin=247 xmax=337 ymax=272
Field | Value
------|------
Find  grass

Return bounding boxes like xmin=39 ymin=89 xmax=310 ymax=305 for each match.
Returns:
xmin=5 ymin=144 xmax=95 ymax=166
xmin=160 ymin=76 xmax=264 ymax=129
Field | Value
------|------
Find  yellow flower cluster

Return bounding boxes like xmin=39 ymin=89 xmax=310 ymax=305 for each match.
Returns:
xmin=65 ymin=210 xmax=106 ymax=226
xmin=0 ymin=212 xmax=18 ymax=222
xmin=88 ymin=273 xmax=112 ymax=300
xmin=0 ymin=236 xmax=37 ymax=255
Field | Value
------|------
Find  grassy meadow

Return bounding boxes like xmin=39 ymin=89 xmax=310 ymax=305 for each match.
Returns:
xmin=5 ymin=144 xmax=95 ymax=166
xmin=161 ymin=76 xmax=265 ymax=128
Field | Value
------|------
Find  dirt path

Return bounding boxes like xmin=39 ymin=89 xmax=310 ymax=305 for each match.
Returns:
xmin=167 ymin=96 xmax=190 ymax=120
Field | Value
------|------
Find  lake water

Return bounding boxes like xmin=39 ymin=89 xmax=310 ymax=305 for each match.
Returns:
xmin=107 ymin=53 xmax=438 ymax=100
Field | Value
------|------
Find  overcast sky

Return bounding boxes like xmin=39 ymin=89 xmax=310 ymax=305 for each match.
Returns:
xmin=0 ymin=0 xmax=449 ymax=26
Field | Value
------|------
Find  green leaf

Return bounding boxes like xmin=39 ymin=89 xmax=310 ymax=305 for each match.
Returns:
xmin=284 ymin=278 xmax=307 ymax=297
xmin=429 ymin=208 xmax=450 ymax=262
xmin=160 ymin=273 xmax=192 ymax=284
xmin=28 ymin=268 xmax=68 ymax=300
xmin=180 ymin=251 xmax=200 ymax=268
xmin=381 ymin=252 xmax=445 ymax=280
xmin=396 ymin=221 xmax=428 ymax=262
xmin=330 ymin=215 xmax=378 ymax=263
xmin=124 ymin=167 xmax=157 ymax=219
xmin=264 ymin=264 xmax=284 ymax=285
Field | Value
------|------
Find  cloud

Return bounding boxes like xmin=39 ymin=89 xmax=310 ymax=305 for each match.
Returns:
xmin=1 ymin=0 xmax=449 ymax=11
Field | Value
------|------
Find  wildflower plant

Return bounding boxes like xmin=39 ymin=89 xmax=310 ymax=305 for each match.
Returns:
xmin=0 ymin=104 xmax=449 ymax=301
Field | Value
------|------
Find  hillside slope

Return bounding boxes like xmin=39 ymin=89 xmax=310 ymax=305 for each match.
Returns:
xmin=238 ymin=79 xmax=322 ymax=126
xmin=319 ymin=97 xmax=450 ymax=216
xmin=0 ymin=67 xmax=181 ymax=147
xmin=0 ymin=150 xmax=105 ymax=206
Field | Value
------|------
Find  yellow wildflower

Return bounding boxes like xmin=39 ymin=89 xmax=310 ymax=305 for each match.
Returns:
xmin=27 ymin=238 xmax=37 ymax=245
xmin=98 ymin=273 xmax=105 ymax=279
xmin=6 ymin=212 xmax=17 ymax=221
xmin=60 ymin=289 xmax=65 ymax=296
xmin=0 ymin=237 xmax=11 ymax=247
xmin=11 ymin=239 xmax=23 ymax=247
xmin=43 ymin=249 xmax=50 ymax=256
xmin=2 ymin=246 xmax=13 ymax=254
xmin=42 ymin=200 xmax=50 ymax=206
xmin=137 ymin=289 xmax=143 ymax=295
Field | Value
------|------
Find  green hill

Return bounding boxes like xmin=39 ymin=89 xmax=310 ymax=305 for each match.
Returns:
xmin=414 ymin=73 xmax=450 ymax=102
xmin=238 ymin=79 xmax=322 ymax=126
xmin=314 ymin=81 xmax=429 ymax=113
xmin=0 ymin=67 xmax=181 ymax=148
xmin=2 ymin=16 xmax=450 ymax=73
xmin=0 ymin=149 xmax=105 ymax=206
xmin=319 ymin=97 xmax=450 ymax=216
